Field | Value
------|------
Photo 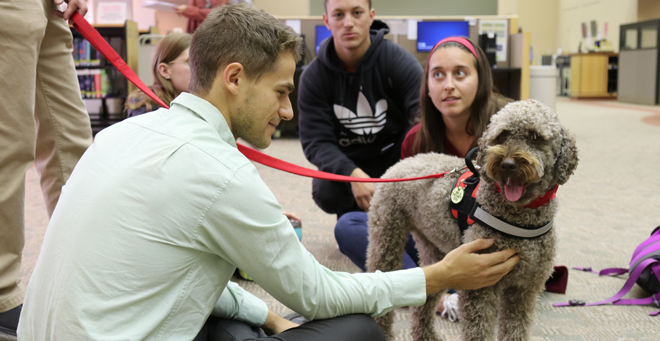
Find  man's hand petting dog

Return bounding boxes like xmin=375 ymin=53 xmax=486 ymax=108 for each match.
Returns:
xmin=422 ymin=239 xmax=519 ymax=295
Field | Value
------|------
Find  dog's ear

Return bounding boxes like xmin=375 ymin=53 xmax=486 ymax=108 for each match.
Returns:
xmin=475 ymin=137 xmax=486 ymax=168
xmin=554 ymin=127 xmax=579 ymax=185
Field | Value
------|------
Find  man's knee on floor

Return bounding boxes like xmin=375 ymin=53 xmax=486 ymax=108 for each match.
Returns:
xmin=311 ymin=186 xmax=349 ymax=214
xmin=312 ymin=178 xmax=362 ymax=213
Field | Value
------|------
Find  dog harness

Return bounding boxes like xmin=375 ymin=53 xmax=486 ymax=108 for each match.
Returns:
xmin=449 ymin=147 xmax=557 ymax=239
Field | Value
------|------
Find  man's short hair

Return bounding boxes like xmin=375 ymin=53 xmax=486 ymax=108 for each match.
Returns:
xmin=324 ymin=0 xmax=372 ymax=12
xmin=188 ymin=4 xmax=302 ymax=94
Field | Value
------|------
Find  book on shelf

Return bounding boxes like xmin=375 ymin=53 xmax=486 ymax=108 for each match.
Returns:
xmin=76 ymin=69 xmax=111 ymax=99
xmin=72 ymin=37 xmax=101 ymax=67
xmin=72 ymin=35 xmax=128 ymax=100
xmin=72 ymin=36 xmax=124 ymax=67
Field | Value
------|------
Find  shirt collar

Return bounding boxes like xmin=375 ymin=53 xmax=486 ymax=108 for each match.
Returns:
xmin=170 ymin=93 xmax=237 ymax=148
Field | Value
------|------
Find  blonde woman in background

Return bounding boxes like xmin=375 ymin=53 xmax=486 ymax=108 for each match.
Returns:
xmin=125 ymin=33 xmax=192 ymax=117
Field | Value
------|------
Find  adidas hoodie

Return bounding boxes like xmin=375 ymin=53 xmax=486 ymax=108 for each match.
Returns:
xmin=298 ymin=21 xmax=423 ymax=179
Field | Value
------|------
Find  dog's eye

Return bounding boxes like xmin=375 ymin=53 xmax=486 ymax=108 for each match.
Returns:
xmin=495 ymin=131 xmax=508 ymax=143
xmin=529 ymin=131 xmax=541 ymax=142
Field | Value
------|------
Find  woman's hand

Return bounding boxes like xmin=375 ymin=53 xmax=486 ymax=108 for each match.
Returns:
xmin=283 ymin=210 xmax=301 ymax=222
xmin=175 ymin=5 xmax=187 ymax=15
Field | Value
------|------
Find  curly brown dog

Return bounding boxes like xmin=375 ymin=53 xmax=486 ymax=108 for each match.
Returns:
xmin=366 ymin=100 xmax=579 ymax=341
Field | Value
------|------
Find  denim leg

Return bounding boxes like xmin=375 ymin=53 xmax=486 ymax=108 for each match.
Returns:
xmin=334 ymin=212 xmax=369 ymax=272
xmin=404 ymin=234 xmax=421 ymax=266
xmin=334 ymin=212 xmax=419 ymax=271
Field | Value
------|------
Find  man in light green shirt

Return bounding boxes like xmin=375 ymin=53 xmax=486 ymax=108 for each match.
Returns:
xmin=18 ymin=5 xmax=519 ymax=341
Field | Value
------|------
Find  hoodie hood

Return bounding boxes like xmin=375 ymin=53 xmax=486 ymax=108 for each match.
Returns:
xmin=317 ymin=20 xmax=390 ymax=74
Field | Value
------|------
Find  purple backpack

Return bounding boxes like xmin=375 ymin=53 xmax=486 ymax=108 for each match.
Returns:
xmin=554 ymin=226 xmax=660 ymax=316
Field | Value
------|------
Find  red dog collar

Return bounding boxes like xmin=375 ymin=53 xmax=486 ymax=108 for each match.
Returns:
xmin=493 ymin=183 xmax=559 ymax=209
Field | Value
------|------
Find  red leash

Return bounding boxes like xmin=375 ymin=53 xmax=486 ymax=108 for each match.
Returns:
xmin=70 ymin=13 xmax=450 ymax=183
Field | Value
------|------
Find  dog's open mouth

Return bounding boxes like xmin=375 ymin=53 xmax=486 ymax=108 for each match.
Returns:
xmin=504 ymin=177 xmax=528 ymax=201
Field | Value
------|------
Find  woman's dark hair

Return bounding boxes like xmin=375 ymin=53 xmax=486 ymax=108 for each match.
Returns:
xmin=411 ymin=37 xmax=511 ymax=156
xmin=125 ymin=33 xmax=192 ymax=113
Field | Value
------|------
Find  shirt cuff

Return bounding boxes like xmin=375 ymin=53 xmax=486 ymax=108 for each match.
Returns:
xmin=236 ymin=290 xmax=269 ymax=327
xmin=213 ymin=281 xmax=269 ymax=327
xmin=385 ymin=267 xmax=427 ymax=308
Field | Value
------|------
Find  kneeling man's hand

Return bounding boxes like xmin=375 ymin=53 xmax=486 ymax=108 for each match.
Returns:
xmin=262 ymin=310 xmax=299 ymax=336
xmin=349 ymin=168 xmax=375 ymax=211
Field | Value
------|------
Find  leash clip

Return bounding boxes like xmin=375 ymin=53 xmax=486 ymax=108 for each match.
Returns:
xmin=568 ymin=300 xmax=586 ymax=306
xmin=582 ymin=267 xmax=592 ymax=272
xmin=448 ymin=166 xmax=466 ymax=174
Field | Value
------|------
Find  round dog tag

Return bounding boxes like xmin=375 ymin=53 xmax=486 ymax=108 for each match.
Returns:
xmin=451 ymin=187 xmax=464 ymax=204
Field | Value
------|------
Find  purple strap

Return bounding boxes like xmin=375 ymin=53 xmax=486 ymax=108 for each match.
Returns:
xmin=613 ymin=292 xmax=659 ymax=306
xmin=599 ymin=268 xmax=629 ymax=276
xmin=554 ymin=258 xmax=659 ymax=314
xmin=572 ymin=266 xmax=628 ymax=276
xmin=632 ymin=237 xmax=660 ymax=260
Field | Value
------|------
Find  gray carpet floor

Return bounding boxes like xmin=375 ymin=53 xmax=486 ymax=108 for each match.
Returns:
xmin=21 ymin=97 xmax=660 ymax=340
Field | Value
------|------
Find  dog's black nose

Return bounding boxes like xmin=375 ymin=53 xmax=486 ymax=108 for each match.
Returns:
xmin=500 ymin=158 xmax=516 ymax=171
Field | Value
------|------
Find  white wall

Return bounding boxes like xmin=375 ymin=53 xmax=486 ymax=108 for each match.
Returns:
xmin=86 ymin=0 xmax=158 ymax=31
xmin=253 ymin=0 xmax=309 ymax=16
xmin=557 ymin=0 xmax=637 ymax=54
xmin=132 ymin=0 xmax=157 ymax=31
xmin=499 ymin=0 xmax=559 ymax=65
xmin=500 ymin=0 xmax=639 ymax=61
xmin=153 ymin=0 xmax=310 ymax=36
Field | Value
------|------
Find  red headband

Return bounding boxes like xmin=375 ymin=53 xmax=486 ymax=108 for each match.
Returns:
xmin=426 ymin=37 xmax=478 ymax=71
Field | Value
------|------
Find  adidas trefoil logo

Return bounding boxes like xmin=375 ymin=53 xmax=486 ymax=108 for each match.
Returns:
xmin=333 ymin=92 xmax=387 ymax=135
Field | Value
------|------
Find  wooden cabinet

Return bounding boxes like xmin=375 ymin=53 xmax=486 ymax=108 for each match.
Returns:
xmin=569 ymin=53 xmax=618 ymax=98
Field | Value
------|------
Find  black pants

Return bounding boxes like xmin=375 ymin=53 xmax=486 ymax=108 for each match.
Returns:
xmin=193 ymin=314 xmax=386 ymax=341
xmin=312 ymin=179 xmax=363 ymax=218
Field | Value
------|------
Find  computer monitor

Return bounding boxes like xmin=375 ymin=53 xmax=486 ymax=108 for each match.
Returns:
xmin=416 ymin=21 xmax=470 ymax=52
xmin=315 ymin=25 xmax=332 ymax=54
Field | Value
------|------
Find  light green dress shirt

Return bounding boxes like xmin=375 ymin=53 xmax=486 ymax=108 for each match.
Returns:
xmin=18 ymin=93 xmax=427 ymax=340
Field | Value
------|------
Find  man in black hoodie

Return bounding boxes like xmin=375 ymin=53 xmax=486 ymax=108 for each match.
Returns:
xmin=298 ymin=0 xmax=424 ymax=269
xmin=299 ymin=0 xmax=422 ymax=215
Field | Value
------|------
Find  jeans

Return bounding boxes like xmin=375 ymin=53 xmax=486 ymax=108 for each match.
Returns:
xmin=334 ymin=211 xmax=420 ymax=272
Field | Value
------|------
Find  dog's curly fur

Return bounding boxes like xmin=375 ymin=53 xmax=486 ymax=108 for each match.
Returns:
xmin=366 ymin=100 xmax=579 ymax=341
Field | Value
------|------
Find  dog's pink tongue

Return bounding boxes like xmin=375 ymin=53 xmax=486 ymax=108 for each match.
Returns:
xmin=504 ymin=178 xmax=524 ymax=201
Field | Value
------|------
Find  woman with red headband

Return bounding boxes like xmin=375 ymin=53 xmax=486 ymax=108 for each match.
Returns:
xmin=335 ymin=36 xmax=511 ymax=318
xmin=402 ymin=36 xmax=511 ymax=159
